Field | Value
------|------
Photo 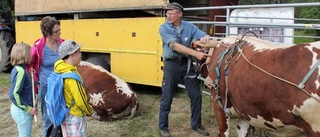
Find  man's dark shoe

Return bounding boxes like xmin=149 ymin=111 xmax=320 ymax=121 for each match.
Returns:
xmin=159 ymin=129 xmax=171 ymax=137
xmin=193 ymin=127 xmax=210 ymax=136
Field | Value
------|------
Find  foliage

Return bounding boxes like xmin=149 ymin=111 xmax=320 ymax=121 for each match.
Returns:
xmin=239 ymin=0 xmax=320 ymax=23
xmin=292 ymin=0 xmax=320 ymax=42
xmin=294 ymin=29 xmax=317 ymax=44
xmin=239 ymin=0 xmax=289 ymax=5
xmin=0 ymin=0 xmax=11 ymax=12
xmin=239 ymin=0 xmax=320 ymax=43
xmin=293 ymin=0 xmax=320 ymax=22
xmin=239 ymin=0 xmax=320 ymax=21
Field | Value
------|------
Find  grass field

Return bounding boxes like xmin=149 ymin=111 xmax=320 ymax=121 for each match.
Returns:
xmin=0 ymin=72 xmax=238 ymax=137
xmin=294 ymin=30 xmax=318 ymax=44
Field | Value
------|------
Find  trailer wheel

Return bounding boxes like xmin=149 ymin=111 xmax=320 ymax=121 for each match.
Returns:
xmin=0 ymin=31 xmax=14 ymax=73
xmin=86 ymin=57 xmax=111 ymax=72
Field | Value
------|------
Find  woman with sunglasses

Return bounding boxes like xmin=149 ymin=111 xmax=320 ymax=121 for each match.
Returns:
xmin=27 ymin=16 xmax=64 ymax=137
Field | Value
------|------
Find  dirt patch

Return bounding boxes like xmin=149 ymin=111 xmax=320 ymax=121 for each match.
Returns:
xmin=0 ymin=86 xmax=10 ymax=94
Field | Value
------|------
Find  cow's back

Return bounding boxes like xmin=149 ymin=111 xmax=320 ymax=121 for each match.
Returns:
xmin=206 ymin=36 xmax=320 ymax=136
xmin=77 ymin=61 xmax=138 ymax=121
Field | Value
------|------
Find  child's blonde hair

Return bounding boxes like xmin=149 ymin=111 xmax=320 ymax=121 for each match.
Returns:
xmin=10 ymin=42 xmax=31 ymax=66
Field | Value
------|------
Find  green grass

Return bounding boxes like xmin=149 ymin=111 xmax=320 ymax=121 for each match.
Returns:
xmin=0 ymin=73 xmax=10 ymax=87
xmin=294 ymin=30 xmax=317 ymax=44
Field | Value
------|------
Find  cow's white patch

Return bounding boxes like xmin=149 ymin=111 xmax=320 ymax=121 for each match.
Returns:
xmin=247 ymin=115 xmax=304 ymax=137
xmin=89 ymin=92 xmax=105 ymax=106
xmin=115 ymin=78 xmax=133 ymax=97
xmin=221 ymin=36 xmax=291 ymax=51
xmin=79 ymin=61 xmax=134 ymax=97
xmin=307 ymin=42 xmax=320 ymax=90
xmin=225 ymin=116 xmax=230 ymax=137
xmin=291 ymin=94 xmax=320 ymax=133
xmin=226 ymin=107 xmax=239 ymax=118
xmin=225 ymin=107 xmax=303 ymax=136
xmin=236 ymin=119 xmax=250 ymax=137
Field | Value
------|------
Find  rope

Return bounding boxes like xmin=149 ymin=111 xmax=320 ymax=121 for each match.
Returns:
xmin=237 ymin=47 xmax=320 ymax=103
xmin=224 ymin=76 xmax=229 ymax=110
xmin=198 ymin=77 xmax=213 ymax=117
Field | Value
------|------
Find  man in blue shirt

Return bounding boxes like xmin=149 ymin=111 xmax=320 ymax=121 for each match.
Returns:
xmin=158 ymin=2 xmax=210 ymax=137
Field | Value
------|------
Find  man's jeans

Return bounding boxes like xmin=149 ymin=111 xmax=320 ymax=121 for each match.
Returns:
xmin=159 ymin=60 xmax=202 ymax=130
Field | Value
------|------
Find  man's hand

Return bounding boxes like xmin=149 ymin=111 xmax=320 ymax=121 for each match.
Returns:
xmin=194 ymin=51 xmax=210 ymax=60
xmin=199 ymin=35 xmax=211 ymax=44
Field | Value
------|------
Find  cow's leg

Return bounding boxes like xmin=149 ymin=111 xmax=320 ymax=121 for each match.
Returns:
xmin=212 ymin=100 xmax=229 ymax=137
xmin=89 ymin=111 xmax=100 ymax=120
xmin=304 ymin=131 xmax=320 ymax=137
xmin=92 ymin=109 xmax=113 ymax=121
xmin=236 ymin=119 xmax=250 ymax=137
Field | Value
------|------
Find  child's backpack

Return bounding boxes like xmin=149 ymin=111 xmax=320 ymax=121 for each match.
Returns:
xmin=45 ymin=72 xmax=83 ymax=127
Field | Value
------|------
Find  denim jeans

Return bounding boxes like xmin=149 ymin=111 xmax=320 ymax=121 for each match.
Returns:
xmin=159 ymin=60 xmax=202 ymax=130
xmin=39 ymin=84 xmax=52 ymax=137
xmin=10 ymin=103 xmax=32 ymax=137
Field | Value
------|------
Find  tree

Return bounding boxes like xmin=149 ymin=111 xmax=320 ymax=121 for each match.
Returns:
xmin=239 ymin=0 xmax=320 ymax=40
xmin=239 ymin=0 xmax=289 ymax=4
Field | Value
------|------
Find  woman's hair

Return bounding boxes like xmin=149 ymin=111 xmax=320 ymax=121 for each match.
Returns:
xmin=40 ymin=16 xmax=60 ymax=37
xmin=10 ymin=42 xmax=31 ymax=66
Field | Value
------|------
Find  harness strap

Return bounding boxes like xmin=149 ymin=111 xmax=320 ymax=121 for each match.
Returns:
xmin=209 ymin=51 xmax=227 ymax=71
xmin=298 ymin=59 xmax=320 ymax=89
xmin=214 ymin=50 xmax=229 ymax=87
xmin=196 ymin=49 xmax=229 ymax=111
xmin=215 ymin=66 xmax=221 ymax=83
xmin=197 ymin=75 xmax=215 ymax=87
xmin=211 ymin=50 xmax=229 ymax=112
xmin=197 ymin=75 xmax=224 ymax=110
xmin=185 ymin=57 xmax=197 ymax=79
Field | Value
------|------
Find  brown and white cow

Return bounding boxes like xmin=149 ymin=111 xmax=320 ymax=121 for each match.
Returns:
xmin=196 ymin=36 xmax=320 ymax=137
xmin=77 ymin=61 xmax=138 ymax=121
